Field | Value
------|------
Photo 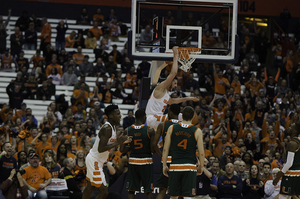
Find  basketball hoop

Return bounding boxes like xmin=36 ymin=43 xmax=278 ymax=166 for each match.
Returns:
xmin=177 ymin=47 xmax=201 ymax=72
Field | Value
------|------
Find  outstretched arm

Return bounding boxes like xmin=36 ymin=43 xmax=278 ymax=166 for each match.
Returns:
xmin=156 ymin=46 xmax=179 ymax=92
xmin=168 ymin=96 xmax=199 ymax=105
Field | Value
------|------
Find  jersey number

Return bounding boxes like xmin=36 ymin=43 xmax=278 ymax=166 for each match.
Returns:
xmin=177 ymin=139 xmax=187 ymax=150
xmin=134 ymin=139 xmax=143 ymax=149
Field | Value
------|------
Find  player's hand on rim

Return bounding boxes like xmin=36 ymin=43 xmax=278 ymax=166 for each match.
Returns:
xmin=163 ymin=165 xmax=169 ymax=177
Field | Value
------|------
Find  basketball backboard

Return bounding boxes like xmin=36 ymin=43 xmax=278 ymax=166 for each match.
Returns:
xmin=128 ymin=0 xmax=239 ymax=63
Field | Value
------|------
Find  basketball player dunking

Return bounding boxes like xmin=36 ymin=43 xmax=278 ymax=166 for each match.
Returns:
xmin=145 ymin=46 xmax=199 ymax=131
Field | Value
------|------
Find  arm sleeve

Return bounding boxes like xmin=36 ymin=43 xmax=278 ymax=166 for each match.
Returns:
xmin=264 ymin=181 xmax=275 ymax=196
xmin=282 ymin=151 xmax=295 ymax=173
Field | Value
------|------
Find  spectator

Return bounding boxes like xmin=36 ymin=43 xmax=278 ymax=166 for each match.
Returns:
xmin=242 ymin=164 xmax=264 ymax=199
xmin=0 ymin=169 xmax=28 ymax=199
xmin=239 ymin=65 xmax=251 ymax=85
xmin=77 ymin=7 xmax=90 ymax=25
xmin=261 ymin=162 xmax=272 ymax=184
xmin=72 ymin=82 xmax=89 ymax=107
xmin=245 ymin=47 xmax=259 ymax=71
xmin=94 ymin=44 xmax=109 ymax=63
xmin=10 ymin=27 xmax=24 ymax=57
xmin=0 ymin=9 xmax=12 ymax=29
xmin=55 ymin=19 xmax=68 ymax=51
xmin=109 ymin=18 xmax=120 ymax=41
xmin=121 ymin=57 xmax=133 ymax=74
xmin=45 ymin=57 xmax=63 ymax=77
xmin=125 ymin=66 xmax=137 ymax=89
xmin=62 ymin=65 xmax=78 ymax=86
xmin=93 ymin=8 xmax=104 ymax=24
xmin=0 ymin=142 xmax=18 ymax=183
xmin=89 ymin=21 xmax=103 ymax=40
xmin=65 ymin=31 xmax=77 ymax=48
xmin=105 ymin=55 xmax=118 ymax=75
xmin=93 ymin=101 xmax=105 ymax=121
xmin=118 ymin=20 xmax=128 ymax=36
xmin=264 ymin=168 xmax=281 ymax=199
xmin=109 ymin=44 xmax=122 ymax=64
xmin=94 ymin=58 xmax=106 ymax=76
xmin=213 ymin=64 xmax=230 ymax=95
xmin=236 ymin=160 xmax=248 ymax=181
xmin=6 ymin=82 xmax=29 ymax=109
xmin=100 ymin=33 xmax=111 ymax=50
xmin=276 ymin=79 xmax=289 ymax=95
xmin=37 ymin=80 xmax=52 ymax=100
xmin=140 ymin=25 xmax=152 ymax=44
xmin=30 ymin=13 xmax=41 ymax=31
xmin=195 ymin=158 xmax=213 ymax=199
xmin=85 ymin=31 xmax=97 ymax=49
xmin=101 ymin=82 xmax=113 ymax=103
xmin=30 ymin=49 xmax=44 ymax=71
xmin=24 ymin=22 xmax=37 ymax=50
xmin=74 ymin=75 xmax=90 ymax=92
xmin=41 ymin=152 xmax=61 ymax=178
xmin=0 ymin=24 xmax=8 ymax=54
xmin=137 ymin=60 xmax=150 ymax=78
xmin=73 ymin=46 xmax=85 ymax=64
xmin=62 ymin=157 xmax=83 ymax=199
xmin=15 ymin=11 xmax=31 ymax=31
xmin=79 ymin=55 xmax=94 ymax=76
xmin=74 ymin=102 xmax=87 ymax=121
xmin=39 ymin=17 xmax=52 ymax=52
xmin=123 ymin=110 xmax=135 ymax=129
xmin=73 ymin=31 xmax=85 ymax=48
xmin=15 ymin=50 xmax=29 ymax=72
xmin=0 ymin=48 xmax=13 ymax=71
xmin=211 ymin=160 xmax=226 ymax=179
xmin=89 ymin=86 xmax=102 ymax=107
xmin=107 ymin=9 xmax=117 ymax=21
xmin=43 ymin=45 xmax=58 ymax=65
xmin=22 ymin=153 xmax=52 ymax=199
xmin=218 ymin=163 xmax=242 ymax=199
xmin=219 ymin=146 xmax=232 ymax=170
xmin=48 ymin=68 xmax=61 ymax=85
xmin=184 ymin=73 xmax=199 ymax=92
xmin=202 ymin=30 xmax=216 ymax=48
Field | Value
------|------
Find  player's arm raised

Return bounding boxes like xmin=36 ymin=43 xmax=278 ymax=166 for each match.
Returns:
xmin=156 ymin=46 xmax=179 ymax=92
xmin=162 ymin=125 xmax=173 ymax=177
xmin=151 ymin=122 xmax=164 ymax=157
xmin=168 ymin=96 xmax=199 ymax=105
xmin=273 ymin=140 xmax=298 ymax=185
xmin=98 ymin=124 xmax=132 ymax=153
xmin=196 ymin=128 xmax=204 ymax=173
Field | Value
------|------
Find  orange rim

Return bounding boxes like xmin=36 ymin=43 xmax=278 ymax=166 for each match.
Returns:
xmin=178 ymin=47 xmax=201 ymax=59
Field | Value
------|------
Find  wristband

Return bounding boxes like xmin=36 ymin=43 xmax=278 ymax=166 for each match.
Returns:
xmin=232 ymin=185 xmax=236 ymax=188
xmin=28 ymin=185 xmax=31 ymax=189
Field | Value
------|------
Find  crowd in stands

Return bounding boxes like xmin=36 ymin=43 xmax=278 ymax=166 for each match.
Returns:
xmin=0 ymin=6 xmax=299 ymax=199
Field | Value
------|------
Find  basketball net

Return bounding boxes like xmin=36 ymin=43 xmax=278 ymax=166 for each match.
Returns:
xmin=177 ymin=47 xmax=201 ymax=72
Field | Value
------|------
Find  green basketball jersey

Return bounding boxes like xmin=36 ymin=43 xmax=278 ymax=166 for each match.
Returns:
xmin=170 ymin=123 xmax=198 ymax=165
xmin=162 ymin=119 xmax=179 ymax=156
xmin=127 ymin=125 xmax=152 ymax=158
xmin=289 ymin=137 xmax=300 ymax=170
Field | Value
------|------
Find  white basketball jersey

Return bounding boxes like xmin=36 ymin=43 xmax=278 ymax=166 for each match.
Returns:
xmin=89 ymin=122 xmax=117 ymax=163
xmin=146 ymin=87 xmax=170 ymax=116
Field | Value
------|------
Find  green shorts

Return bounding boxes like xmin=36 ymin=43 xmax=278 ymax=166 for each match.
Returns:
xmin=126 ymin=163 xmax=153 ymax=192
xmin=168 ymin=170 xmax=197 ymax=197
xmin=280 ymin=174 xmax=300 ymax=196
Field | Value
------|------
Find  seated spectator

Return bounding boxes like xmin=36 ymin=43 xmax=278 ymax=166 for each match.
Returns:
xmin=45 ymin=57 xmax=63 ymax=77
xmin=79 ymin=55 xmax=94 ymax=76
xmin=122 ymin=110 xmax=135 ymax=129
xmin=89 ymin=86 xmax=102 ymax=107
xmin=140 ymin=25 xmax=152 ymax=44
xmin=125 ymin=66 xmax=137 ymax=89
xmin=41 ymin=151 xmax=61 ymax=178
xmin=85 ymin=31 xmax=97 ymax=49
xmin=118 ymin=20 xmax=128 ymax=36
xmin=245 ymin=47 xmax=259 ymax=71
xmin=74 ymin=102 xmax=87 ymax=121
xmin=276 ymin=79 xmax=289 ymax=95
xmin=37 ymin=80 xmax=52 ymax=100
xmin=56 ymin=19 xmax=68 ymax=51
xmin=10 ymin=27 xmax=24 ymax=57
xmin=121 ymin=57 xmax=133 ymax=74
xmin=15 ymin=50 xmax=29 ymax=72
xmin=93 ymin=8 xmax=104 ymax=24
xmin=261 ymin=162 xmax=272 ymax=184
xmin=15 ymin=11 xmax=30 ymax=31
xmin=211 ymin=160 xmax=226 ymax=178
xmin=73 ymin=150 xmax=87 ymax=191
xmin=89 ymin=21 xmax=103 ymax=40
xmin=101 ymin=82 xmax=113 ymax=103
xmin=94 ymin=58 xmax=106 ymax=76
xmin=62 ymin=157 xmax=83 ymax=199
xmin=264 ymin=168 xmax=281 ymax=199
xmin=236 ymin=160 xmax=248 ymax=181
xmin=0 ymin=48 xmax=13 ymax=71
xmin=48 ymin=68 xmax=61 ymax=85
xmin=109 ymin=44 xmax=122 ymax=64
xmin=24 ymin=22 xmax=37 ymax=50
xmin=100 ymin=34 xmax=111 ymax=50
xmin=73 ymin=46 xmax=85 ymax=64
xmin=242 ymin=164 xmax=264 ymax=199
xmin=73 ymin=31 xmax=85 ymax=48
xmin=218 ymin=163 xmax=242 ymax=199
xmin=202 ymin=30 xmax=216 ymax=48
xmin=73 ymin=82 xmax=89 ymax=107
xmin=22 ymin=153 xmax=52 ymax=199
xmin=85 ymin=108 xmax=100 ymax=130
xmin=93 ymin=101 xmax=105 ymax=121
xmin=74 ymin=75 xmax=90 ymax=93
xmin=30 ymin=49 xmax=44 ymax=70
xmin=109 ymin=18 xmax=120 ymax=41
xmin=65 ymin=31 xmax=77 ymax=48
xmin=62 ymin=65 xmax=79 ymax=86
xmin=105 ymin=55 xmax=118 ymax=75
xmin=0 ymin=169 xmax=28 ymax=198
xmin=43 ymin=45 xmax=58 ymax=65
xmin=63 ymin=59 xmax=81 ymax=76
xmin=94 ymin=44 xmax=109 ymax=63
xmin=77 ymin=7 xmax=90 ymax=25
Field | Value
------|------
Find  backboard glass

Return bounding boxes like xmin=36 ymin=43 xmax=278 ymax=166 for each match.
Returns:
xmin=128 ymin=0 xmax=239 ymax=63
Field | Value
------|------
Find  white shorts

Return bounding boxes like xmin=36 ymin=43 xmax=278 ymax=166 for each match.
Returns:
xmin=86 ymin=153 xmax=106 ymax=188
xmin=146 ymin=114 xmax=168 ymax=131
